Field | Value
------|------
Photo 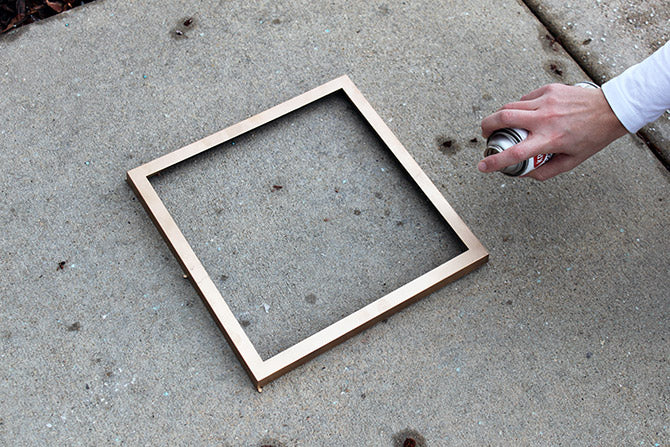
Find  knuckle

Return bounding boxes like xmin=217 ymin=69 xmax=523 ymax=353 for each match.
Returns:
xmin=538 ymin=105 xmax=562 ymax=124
xmin=545 ymin=83 xmax=562 ymax=94
xmin=540 ymin=103 xmax=560 ymax=119
xmin=544 ymin=95 xmax=559 ymax=108
xmin=499 ymin=109 xmax=515 ymax=123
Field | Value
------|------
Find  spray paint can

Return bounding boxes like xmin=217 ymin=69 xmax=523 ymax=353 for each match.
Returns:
xmin=484 ymin=81 xmax=600 ymax=176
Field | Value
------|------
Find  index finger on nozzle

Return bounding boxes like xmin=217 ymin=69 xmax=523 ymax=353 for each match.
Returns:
xmin=481 ymin=109 xmax=535 ymax=138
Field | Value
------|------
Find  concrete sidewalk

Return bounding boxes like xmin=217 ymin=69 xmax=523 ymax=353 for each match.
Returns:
xmin=0 ymin=0 xmax=668 ymax=445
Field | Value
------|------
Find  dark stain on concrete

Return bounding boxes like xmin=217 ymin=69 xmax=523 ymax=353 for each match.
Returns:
xmin=170 ymin=16 xmax=197 ymax=40
xmin=546 ymin=60 xmax=565 ymax=78
xmin=543 ymin=33 xmax=560 ymax=52
xmin=378 ymin=4 xmax=390 ymax=15
xmin=393 ymin=429 xmax=427 ymax=447
xmin=238 ymin=313 xmax=251 ymax=327
xmin=305 ymin=293 xmax=317 ymax=304
xmin=258 ymin=439 xmax=286 ymax=447
xmin=436 ymin=136 xmax=461 ymax=155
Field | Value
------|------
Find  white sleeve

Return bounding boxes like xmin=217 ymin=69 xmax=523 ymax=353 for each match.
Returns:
xmin=602 ymin=40 xmax=670 ymax=133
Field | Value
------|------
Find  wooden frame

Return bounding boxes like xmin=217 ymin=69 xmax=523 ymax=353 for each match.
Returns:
xmin=126 ymin=75 xmax=488 ymax=391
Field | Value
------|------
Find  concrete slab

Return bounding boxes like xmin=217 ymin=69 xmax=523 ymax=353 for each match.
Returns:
xmin=0 ymin=0 xmax=668 ymax=445
xmin=525 ymin=0 xmax=670 ymax=165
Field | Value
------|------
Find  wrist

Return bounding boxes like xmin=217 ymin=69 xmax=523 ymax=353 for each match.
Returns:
xmin=596 ymin=89 xmax=628 ymax=141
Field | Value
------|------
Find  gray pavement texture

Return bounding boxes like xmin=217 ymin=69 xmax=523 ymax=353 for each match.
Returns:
xmin=524 ymin=0 xmax=670 ymax=164
xmin=0 ymin=0 xmax=668 ymax=445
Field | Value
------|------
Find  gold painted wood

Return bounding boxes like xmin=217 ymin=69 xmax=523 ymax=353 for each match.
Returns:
xmin=126 ymin=75 xmax=488 ymax=390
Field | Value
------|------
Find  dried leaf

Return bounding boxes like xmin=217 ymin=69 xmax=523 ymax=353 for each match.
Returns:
xmin=46 ymin=0 xmax=65 ymax=13
xmin=2 ymin=13 xmax=26 ymax=32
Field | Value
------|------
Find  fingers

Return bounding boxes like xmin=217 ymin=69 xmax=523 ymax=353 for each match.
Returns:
xmin=477 ymin=138 xmax=546 ymax=173
xmin=525 ymin=154 xmax=578 ymax=181
xmin=499 ymin=98 xmax=541 ymax=111
xmin=481 ymin=109 xmax=537 ymax=138
xmin=519 ymin=86 xmax=547 ymax=101
xmin=519 ymin=83 xmax=563 ymax=101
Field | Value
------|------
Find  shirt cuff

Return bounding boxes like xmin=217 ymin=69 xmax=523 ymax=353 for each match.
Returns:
xmin=602 ymin=77 xmax=640 ymax=133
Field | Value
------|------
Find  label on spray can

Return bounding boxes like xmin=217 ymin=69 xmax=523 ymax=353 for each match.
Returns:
xmin=484 ymin=81 xmax=599 ymax=176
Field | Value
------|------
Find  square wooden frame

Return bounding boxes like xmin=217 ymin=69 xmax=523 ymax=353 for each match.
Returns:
xmin=126 ymin=75 xmax=488 ymax=391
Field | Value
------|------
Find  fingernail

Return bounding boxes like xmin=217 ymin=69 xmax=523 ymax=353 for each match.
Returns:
xmin=478 ymin=161 xmax=487 ymax=172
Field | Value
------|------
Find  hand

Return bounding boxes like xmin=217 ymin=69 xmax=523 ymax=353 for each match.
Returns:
xmin=478 ymin=83 xmax=628 ymax=180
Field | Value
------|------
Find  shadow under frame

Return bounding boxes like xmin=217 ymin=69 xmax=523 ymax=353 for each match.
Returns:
xmin=126 ymin=75 xmax=489 ymax=391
